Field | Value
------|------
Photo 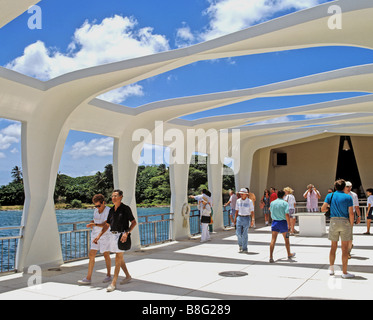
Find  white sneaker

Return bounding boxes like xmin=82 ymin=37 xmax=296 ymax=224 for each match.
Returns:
xmin=342 ymin=272 xmax=355 ymax=279
xmin=106 ymin=284 xmax=116 ymax=292
xmin=328 ymin=266 xmax=334 ymax=276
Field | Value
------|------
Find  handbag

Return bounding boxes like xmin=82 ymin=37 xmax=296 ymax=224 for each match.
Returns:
xmin=259 ymin=200 xmax=265 ymax=209
xmin=325 ymin=192 xmax=334 ymax=218
xmin=201 ymin=215 xmax=211 ymax=224
xmin=118 ymin=232 xmax=131 ymax=251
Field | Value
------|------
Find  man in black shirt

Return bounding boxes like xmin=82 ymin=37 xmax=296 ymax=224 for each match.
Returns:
xmin=94 ymin=189 xmax=137 ymax=292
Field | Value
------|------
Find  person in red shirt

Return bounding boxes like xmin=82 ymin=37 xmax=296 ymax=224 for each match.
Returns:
xmin=270 ymin=187 xmax=278 ymax=203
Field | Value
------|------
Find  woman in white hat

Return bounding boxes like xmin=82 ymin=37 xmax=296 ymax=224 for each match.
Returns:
xmin=200 ymin=195 xmax=212 ymax=242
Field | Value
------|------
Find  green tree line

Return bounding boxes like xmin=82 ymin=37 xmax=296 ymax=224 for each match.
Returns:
xmin=0 ymin=157 xmax=235 ymax=207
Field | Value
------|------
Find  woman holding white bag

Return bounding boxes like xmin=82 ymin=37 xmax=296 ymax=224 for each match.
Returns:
xmin=200 ymin=195 xmax=212 ymax=242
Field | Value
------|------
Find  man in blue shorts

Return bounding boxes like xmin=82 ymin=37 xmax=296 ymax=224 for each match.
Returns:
xmin=269 ymin=190 xmax=295 ymax=263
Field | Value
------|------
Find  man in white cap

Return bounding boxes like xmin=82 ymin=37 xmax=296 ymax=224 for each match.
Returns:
xmin=234 ymin=188 xmax=254 ymax=253
xmin=345 ymin=181 xmax=361 ymax=258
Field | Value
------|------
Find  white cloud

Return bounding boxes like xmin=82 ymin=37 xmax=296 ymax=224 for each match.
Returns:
xmin=97 ymin=84 xmax=144 ymax=104
xmin=0 ymin=123 xmax=21 ymax=152
xmin=253 ymin=116 xmax=292 ymax=125
xmin=68 ymin=139 xmax=170 ymax=164
xmin=176 ymin=0 xmax=325 ymax=44
xmin=1 ymin=123 xmax=21 ymax=138
xmin=175 ymin=23 xmax=196 ymax=48
xmin=304 ymin=113 xmax=348 ymax=119
xmin=5 ymin=15 xmax=170 ymax=103
xmin=69 ymin=137 xmax=114 ymax=159
xmin=202 ymin=0 xmax=324 ymax=40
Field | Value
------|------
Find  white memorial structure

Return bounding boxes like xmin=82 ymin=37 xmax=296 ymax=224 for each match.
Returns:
xmin=1 ymin=0 xmax=373 ymax=271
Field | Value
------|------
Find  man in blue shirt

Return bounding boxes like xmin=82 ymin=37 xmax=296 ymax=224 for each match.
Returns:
xmin=321 ymin=179 xmax=354 ymax=279
xmin=269 ymin=190 xmax=295 ymax=263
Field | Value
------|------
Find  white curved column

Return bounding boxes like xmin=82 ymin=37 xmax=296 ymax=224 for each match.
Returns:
xmin=16 ymin=120 xmax=69 ymax=271
xmin=207 ymin=159 xmax=224 ymax=230
xmin=169 ymin=161 xmax=191 ymax=240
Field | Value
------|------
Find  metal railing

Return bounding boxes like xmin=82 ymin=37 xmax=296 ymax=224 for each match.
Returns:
xmin=138 ymin=213 xmax=173 ymax=246
xmin=59 ymin=229 xmax=91 ymax=262
xmin=0 ymin=226 xmax=22 ymax=273
xmin=0 ymin=213 xmax=176 ymax=271
xmin=190 ymin=207 xmax=232 ymax=234
xmin=189 ymin=209 xmax=201 ymax=235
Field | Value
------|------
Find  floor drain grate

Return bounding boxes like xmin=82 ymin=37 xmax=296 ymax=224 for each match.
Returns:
xmin=219 ymin=271 xmax=248 ymax=277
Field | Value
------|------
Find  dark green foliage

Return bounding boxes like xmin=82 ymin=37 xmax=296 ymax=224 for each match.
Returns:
xmin=1 ymin=160 xmax=235 ymax=207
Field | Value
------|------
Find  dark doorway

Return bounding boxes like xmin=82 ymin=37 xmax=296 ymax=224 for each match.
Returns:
xmin=335 ymin=136 xmax=363 ymax=197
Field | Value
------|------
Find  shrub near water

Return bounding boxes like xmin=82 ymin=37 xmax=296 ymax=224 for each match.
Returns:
xmin=70 ymin=199 xmax=82 ymax=208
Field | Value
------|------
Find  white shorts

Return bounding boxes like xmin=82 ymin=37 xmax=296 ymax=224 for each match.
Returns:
xmin=109 ymin=232 xmax=125 ymax=253
xmin=90 ymin=229 xmax=111 ymax=253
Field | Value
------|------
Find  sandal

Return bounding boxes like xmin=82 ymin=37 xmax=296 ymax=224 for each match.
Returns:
xmin=77 ymin=278 xmax=91 ymax=285
xmin=120 ymin=276 xmax=132 ymax=285
xmin=288 ymin=253 xmax=296 ymax=259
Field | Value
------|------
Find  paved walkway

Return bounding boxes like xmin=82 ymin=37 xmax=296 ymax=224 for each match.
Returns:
xmin=0 ymin=223 xmax=372 ymax=300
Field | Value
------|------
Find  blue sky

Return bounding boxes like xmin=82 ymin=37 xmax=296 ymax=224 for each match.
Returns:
xmin=1 ymin=0 xmax=373 ymax=185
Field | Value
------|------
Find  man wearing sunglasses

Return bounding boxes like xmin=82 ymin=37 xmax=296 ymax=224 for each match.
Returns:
xmin=94 ymin=189 xmax=137 ymax=292
xmin=78 ymin=194 xmax=112 ymax=285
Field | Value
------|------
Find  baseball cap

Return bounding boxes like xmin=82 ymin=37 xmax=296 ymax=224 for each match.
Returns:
xmin=346 ymin=181 xmax=352 ymax=187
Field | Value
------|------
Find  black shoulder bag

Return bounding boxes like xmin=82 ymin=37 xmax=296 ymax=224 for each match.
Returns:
xmin=118 ymin=231 xmax=131 ymax=251
xmin=325 ymin=192 xmax=334 ymax=218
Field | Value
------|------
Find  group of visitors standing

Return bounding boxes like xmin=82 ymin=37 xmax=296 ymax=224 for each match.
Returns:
xmin=224 ymin=186 xmax=296 ymax=259
xmin=227 ymin=179 xmax=373 ymax=279
xmin=259 ymin=186 xmax=296 ymax=234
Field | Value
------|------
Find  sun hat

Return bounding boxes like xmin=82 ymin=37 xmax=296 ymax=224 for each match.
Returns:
xmin=239 ymin=188 xmax=249 ymax=194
